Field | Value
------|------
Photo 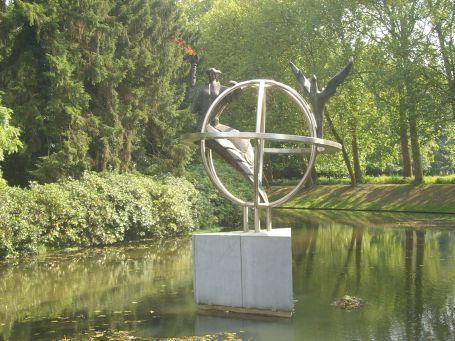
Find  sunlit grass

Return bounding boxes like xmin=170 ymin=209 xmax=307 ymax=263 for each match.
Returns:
xmin=316 ymin=175 xmax=455 ymax=185
xmin=277 ymin=184 xmax=455 ymax=213
xmin=363 ymin=175 xmax=455 ymax=184
xmin=272 ymin=175 xmax=455 ymax=186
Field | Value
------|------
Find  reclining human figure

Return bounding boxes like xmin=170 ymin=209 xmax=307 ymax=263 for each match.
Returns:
xmin=188 ymin=57 xmax=268 ymax=203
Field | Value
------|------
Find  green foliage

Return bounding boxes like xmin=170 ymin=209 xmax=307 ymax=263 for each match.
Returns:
xmin=1 ymin=0 xmax=452 ymax=186
xmin=428 ymin=175 xmax=455 ymax=184
xmin=429 ymin=124 xmax=455 ymax=175
xmin=362 ymin=176 xmax=414 ymax=185
xmin=314 ymin=175 xmax=455 ymax=185
xmin=185 ymin=161 xmax=252 ymax=229
xmin=316 ymin=176 xmax=353 ymax=185
xmin=0 ymin=93 xmax=21 ymax=186
xmin=0 ymin=187 xmax=41 ymax=258
xmin=0 ymin=172 xmax=202 ymax=259
xmin=0 ymin=96 xmax=21 ymax=160
xmin=193 ymin=0 xmax=455 ymax=184
xmin=0 ymin=0 xmax=192 ymax=185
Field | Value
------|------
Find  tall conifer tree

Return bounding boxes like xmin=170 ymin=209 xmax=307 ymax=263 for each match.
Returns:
xmin=0 ymin=0 xmax=190 ymax=184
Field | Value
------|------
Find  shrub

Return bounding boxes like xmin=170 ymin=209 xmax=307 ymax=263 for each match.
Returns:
xmin=0 ymin=187 xmax=42 ymax=258
xmin=430 ymin=175 xmax=455 ymax=184
xmin=0 ymin=172 xmax=202 ymax=259
xmin=185 ymin=162 xmax=252 ymax=229
xmin=316 ymin=176 xmax=352 ymax=185
xmin=362 ymin=175 xmax=412 ymax=184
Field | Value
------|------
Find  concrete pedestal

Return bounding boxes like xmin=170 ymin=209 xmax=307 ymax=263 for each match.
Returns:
xmin=192 ymin=228 xmax=293 ymax=316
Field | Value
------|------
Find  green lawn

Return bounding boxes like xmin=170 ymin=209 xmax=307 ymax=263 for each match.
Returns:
xmin=272 ymin=184 xmax=455 ymax=214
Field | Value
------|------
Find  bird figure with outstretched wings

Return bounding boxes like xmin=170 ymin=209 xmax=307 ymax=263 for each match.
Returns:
xmin=289 ymin=58 xmax=353 ymax=138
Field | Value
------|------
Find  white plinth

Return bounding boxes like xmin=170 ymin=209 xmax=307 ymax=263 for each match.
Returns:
xmin=192 ymin=228 xmax=293 ymax=315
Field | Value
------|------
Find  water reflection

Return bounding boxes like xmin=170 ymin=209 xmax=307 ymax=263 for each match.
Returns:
xmin=0 ymin=239 xmax=195 ymax=340
xmin=0 ymin=210 xmax=454 ymax=340
xmin=288 ymin=210 xmax=455 ymax=340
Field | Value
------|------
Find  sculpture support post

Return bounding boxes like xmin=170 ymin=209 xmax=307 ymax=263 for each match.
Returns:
xmin=253 ymin=138 xmax=261 ymax=232
xmin=266 ymin=207 xmax=272 ymax=232
xmin=254 ymin=81 xmax=267 ymax=232
xmin=243 ymin=206 xmax=249 ymax=232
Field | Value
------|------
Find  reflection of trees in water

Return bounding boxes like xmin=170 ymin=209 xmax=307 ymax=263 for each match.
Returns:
xmin=332 ymin=226 xmax=364 ymax=299
xmin=0 ymin=238 xmax=193 ymax=340
xmin=414 ymin=230 xmax=425 ymax=339
xmin=404 ymin=229 xmax=455 ymax=340
xmin=355 ymin=226 xmax=363 ymax=288
xmin=290 ymin=214 xmax=455 ymax=340
xmin=404 ymin=229 xmax=426 ymax=340
xmin=405 ymin=229 xmax=414 ymax=339
xmin=294 ymin=221 xmax=319 ymax=278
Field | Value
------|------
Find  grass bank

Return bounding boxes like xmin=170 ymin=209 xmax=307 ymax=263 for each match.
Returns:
xmin=273 ymin=184 xmax=455 ymax=214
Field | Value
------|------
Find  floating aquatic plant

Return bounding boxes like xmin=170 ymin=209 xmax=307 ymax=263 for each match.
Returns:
xmin=331 ymin=295 xmax=366 ymax=311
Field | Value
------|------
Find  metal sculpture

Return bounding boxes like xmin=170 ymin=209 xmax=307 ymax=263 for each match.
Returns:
xmin=289 ymin=59 xmax=353 ymax=138
xmin=188 ymin=58 xmax=268 ymax=202
xmin=183 ymin=59 xmax=352 ymax=232
xmin=183 ymin=79 xmax=341 ymax=232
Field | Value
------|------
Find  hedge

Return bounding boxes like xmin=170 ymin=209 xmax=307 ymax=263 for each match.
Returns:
xmin=0 ymin=172 xmax=203 ymax=259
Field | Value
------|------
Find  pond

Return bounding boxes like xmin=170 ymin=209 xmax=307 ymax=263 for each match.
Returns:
xmin=1 ymin=210 xmax=454 ymax=340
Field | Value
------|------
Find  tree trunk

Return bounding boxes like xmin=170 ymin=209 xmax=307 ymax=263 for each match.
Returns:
xmin=399 ymin=95 xmax=412 ymax=177
xmin=300 ymin=156 xmax=315 ymax=189
xmin=406 ymin=83 xmax=424 ymax=184
xmin=409 ymin=116 xmax=423 ymax=184
xmin=120 ymin=132 xmax=132 ymax=173
xmin=450 ymin=80 xmax=455 ymax=120
xmin=408 ymin=111 xmax=423 ymax=184
xmin=326 ymin=110 xmax=356 ymax=186
xmin=311 ymin=167 xmax=317 ymax=185
xmin=435 ymin=24 xmax=455 ymax=119
xmin=351 ymin=125 xmax=362 ymax=184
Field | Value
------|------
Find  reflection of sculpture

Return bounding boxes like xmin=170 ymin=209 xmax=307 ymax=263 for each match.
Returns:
xmin=289 ymin=59 xmax=353 ymax=138
xmin=187 ymin=57 xmax=268 ymax=202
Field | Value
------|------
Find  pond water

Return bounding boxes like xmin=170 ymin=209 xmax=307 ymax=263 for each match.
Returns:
xmin=1 ymin=210 xmax=455 ymax=340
